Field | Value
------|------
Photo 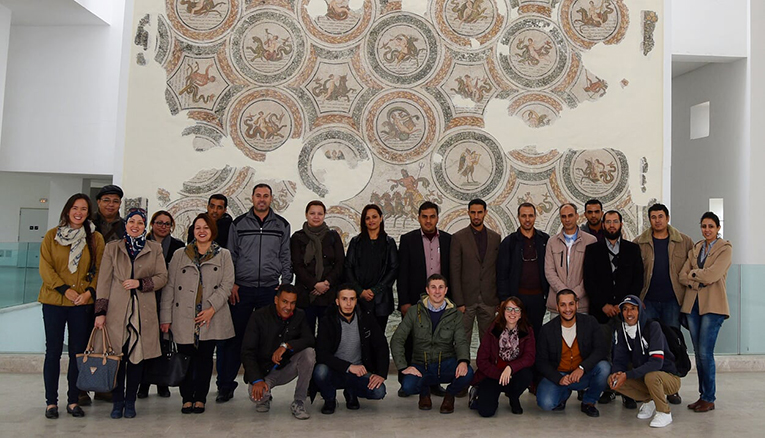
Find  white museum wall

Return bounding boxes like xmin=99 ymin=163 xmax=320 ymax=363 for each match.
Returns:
xmin=0 ymin=173 xmax=54 ymax=242
xmin=0 ymin=4 xmax=10 ymax=145
xmin=671 ymin=0 xmax=747 ymax=58
xmin=748 ymin=0 xmax=765 ymax=265
xmin=671 ymin=60 xmax=747 ymax=264
xmin=0 ymin=0 xmax=126 ymax=176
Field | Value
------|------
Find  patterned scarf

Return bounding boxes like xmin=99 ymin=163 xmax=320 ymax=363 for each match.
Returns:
xmin=185 ymin=241 xmax=221 ymax=347
xmin=55 ymin=222 xmax=95 ymax=274
xmin=499 ymin=326 xmax=520 ymax=362
xmin=124 ymin=208 xmax=147 ymax=260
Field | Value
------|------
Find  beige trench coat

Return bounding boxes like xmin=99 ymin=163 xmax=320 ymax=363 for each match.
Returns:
xmin=96 ymin=240 xmax=168 ymax=361
xmin=160 ymin=247 xmax=235 ymax=345
xmin=679 ymin=239 xmax=732 ymax=318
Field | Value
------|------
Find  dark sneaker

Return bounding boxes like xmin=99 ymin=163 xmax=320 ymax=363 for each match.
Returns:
xmin=581 ymin=402 xmax=600 ymax=417
xmin=553 ymin=400 xmax=567 ymax=411
xmin=667 ymin=392 xmax=682 ymax=405
xmin=216 ymin=388 xmax=234 ymax=403
xmin=344 ymin=390 xmax=360 ymax=410
xmin=599 ymin=391 xmax=616 ymax=404
xmin=623 ymin=395 xmax=637 ymax=409
xmin=321 ymin=399 xmax=337 ymax=415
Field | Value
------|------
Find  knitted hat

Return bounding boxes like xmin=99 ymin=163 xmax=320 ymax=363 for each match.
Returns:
xmin=96 ymin=184 xmax=124 ymax=200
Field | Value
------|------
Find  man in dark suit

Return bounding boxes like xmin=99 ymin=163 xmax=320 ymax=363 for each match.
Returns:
xmin=397 ymin=201 xmax=452 ymax=397
xmin=583 ymin=209 xmax=644 ymax=407
xmin=450 ymin=198 xmax=500 ymax=349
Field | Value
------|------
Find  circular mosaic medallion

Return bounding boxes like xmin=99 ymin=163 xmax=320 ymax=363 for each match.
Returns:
xmin=363 ymin=90 xmax=439 ymax=164
xmin=228 ymin=88 xmax=303 ymax=157
xmin=497 ymin=16 xmax=570 ymax=90
xmin=432 ymin=0 xmax=503 ymax=49
xmin=365 ymin=12 xmax=441 ymax=86
xmin=230 ymin=9 xmax=307 ymax=85
xmin=562 ymin=148 xmax=628 ymax=203
xmin=559 ymin=0 xmax=629 ymax=50
xmin=432 ymin=130 xmax=505 ymax=202
xmin=166 ymin=0 xmax=239 ymax=43
xmin=298 ymin=0 xmax=376 ymax=49
xmin=325 ymin=205 xmax=361 ymax=249
xmin=298 ymin=127 xmax=371 ymax=197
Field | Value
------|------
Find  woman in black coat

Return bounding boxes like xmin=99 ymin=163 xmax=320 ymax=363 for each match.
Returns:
xmin=344 ymin=204 xmax=399 ymax=331
xmin=291 ymin=201 xmax=345 ymax=333
xmin=137 ymin=210 xmax=185 ymax=399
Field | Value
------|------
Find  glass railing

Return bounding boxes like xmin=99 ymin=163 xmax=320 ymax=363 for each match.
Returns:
xmin=0 ymin=242 xmax=43 ymax=309
xmin=0 ymin=249 xmax=763 ymax=354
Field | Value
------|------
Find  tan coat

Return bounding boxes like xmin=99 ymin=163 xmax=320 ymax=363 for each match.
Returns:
xmin=38 ymin=227 xmax=105 ymax=306
xmin=544 ymin=230 xmax=597 ymax=313
xmin=450 ymin=226 xmax=501 ymax=307
xmin=634 ymin=225 xmax=694 ymax=305
xmin=160 ymin=247 xmax=235 ymax=345
xmin=97 ymin=240 xmax=168 ymax=360
xmin=679 ymin=239 xmax=732 ymax=318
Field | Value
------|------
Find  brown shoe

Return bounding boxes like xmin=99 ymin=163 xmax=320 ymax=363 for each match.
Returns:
xmin=693 ymin=400 xmax=715 ymax=412
xmin=687 ymin=398 xmax=703 ymax=410
xmin=440 ymin=393 xmax=455 ymax=414
xmin=419 ymin=394 xmax=432 ymax=410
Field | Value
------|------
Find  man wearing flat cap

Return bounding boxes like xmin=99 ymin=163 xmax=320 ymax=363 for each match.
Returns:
xmin=95 ymin=184 xmax=126 ymax=243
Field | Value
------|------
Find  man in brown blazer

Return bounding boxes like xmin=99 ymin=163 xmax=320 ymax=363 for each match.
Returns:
xmin=449 ymin=199 xmax=501 ymax=349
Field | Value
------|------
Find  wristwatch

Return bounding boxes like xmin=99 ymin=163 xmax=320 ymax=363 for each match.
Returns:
xmin=280 ymin=342 xmax=289 ymax=350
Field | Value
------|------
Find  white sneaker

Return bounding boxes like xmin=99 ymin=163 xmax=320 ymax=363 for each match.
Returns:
xmin=650 ymin=411 xmax=673 ymax=428
xmin=637 ymin=400 xmax=656 ymax=419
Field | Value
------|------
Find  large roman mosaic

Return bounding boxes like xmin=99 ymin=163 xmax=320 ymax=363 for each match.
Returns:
xmin=125 ymin=0 xmax=663 ymax=244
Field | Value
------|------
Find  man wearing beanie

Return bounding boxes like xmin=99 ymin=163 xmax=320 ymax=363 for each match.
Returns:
xmin=95 ymin=184 xmax=125 ymax=243
xmin=607 ymin=295 xmax=682 ymax=428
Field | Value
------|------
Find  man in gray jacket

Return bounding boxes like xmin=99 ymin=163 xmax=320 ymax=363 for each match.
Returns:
xmin=216 ymin=183 xmax=293 ymax=403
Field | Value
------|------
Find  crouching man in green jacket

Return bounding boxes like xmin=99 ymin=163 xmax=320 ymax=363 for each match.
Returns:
xmin=391 ymin=274 xmax=474 ymax=414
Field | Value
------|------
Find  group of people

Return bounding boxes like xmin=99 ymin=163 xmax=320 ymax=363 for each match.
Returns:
xmin=39 ymin=184 xmax=732 ymax=428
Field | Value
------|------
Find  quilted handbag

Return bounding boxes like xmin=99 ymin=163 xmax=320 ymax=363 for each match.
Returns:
xmin=75 ymin=328 xmax=123 ymax=393
xmin=142 ymin=331 xmax=191 ymax=387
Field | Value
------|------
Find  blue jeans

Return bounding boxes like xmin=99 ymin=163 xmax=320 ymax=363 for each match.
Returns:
xmin=685 ymin=300 xmax=725 ymax=403
xmin=536 ymin=360 xmax=610 ymax=409
xmin=42 ymin=303 xmax=93 ymax=406
xmin=400 ymin=358 xmax=474 ymax=396
xmin=312 ymin=364 xmax=386 ymax=401
xmin=643 ymin=298 xmax=681 ymax=329
xmin=217 ymin=285 xmax=277 ymax=392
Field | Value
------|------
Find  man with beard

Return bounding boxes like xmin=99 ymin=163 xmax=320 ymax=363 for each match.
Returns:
xmin=450 ymin=198 xmax=501 ymax=349
xmin=583 ymin=210 xmax=643 ymax=407
xmin=544 ymin=204 xmax=597 ymax=314
xmin=536 ymin=290 xmax=609 ymax=417
xmin=580 ymin=199 xmax=605 ymax=241
xmin=312 ymin=285 xmax=389 ymax=414
xmin=497 ymin=202 xmax=550 ymax=339
xmin=217 ymin=183 xmax=293 ymax=403
xmin=187 ymin=194 xmax=233 ymax=248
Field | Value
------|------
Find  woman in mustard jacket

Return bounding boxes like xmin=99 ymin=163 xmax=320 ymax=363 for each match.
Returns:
xmin=39 ymin=193 xmax=105 ymax=419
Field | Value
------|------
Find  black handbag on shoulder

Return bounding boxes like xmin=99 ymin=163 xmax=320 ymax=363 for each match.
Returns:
xmin=142 ymin=331 xmax=191 ymax=387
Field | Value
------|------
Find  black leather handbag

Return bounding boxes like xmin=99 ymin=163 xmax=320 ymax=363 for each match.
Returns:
xmin=142 ymin=331 xmax=191 ymax=387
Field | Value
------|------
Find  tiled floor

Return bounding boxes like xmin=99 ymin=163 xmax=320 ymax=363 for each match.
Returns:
xmin=2 ymin=371 xmax=763 ymax=437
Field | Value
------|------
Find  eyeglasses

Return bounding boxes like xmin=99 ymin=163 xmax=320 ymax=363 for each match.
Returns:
xmin=505 ymin=307 xmax=521 ymax=314
xmin=153 ymin=221 xmax=172 ymax=227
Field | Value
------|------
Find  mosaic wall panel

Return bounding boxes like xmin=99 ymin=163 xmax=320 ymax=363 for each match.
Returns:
xmin=124 ymin=0 xmax=664 ymax=244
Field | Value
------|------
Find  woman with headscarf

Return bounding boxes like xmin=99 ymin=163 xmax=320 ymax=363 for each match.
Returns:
xmin=160 ymin=213 xmax=235 ymax=414
xmin=137 ymin=210 xmax=185 ymax=399
xmin=95 ymin=208 xmax=168 ymax=419
xmin=39 ymin=193 xmax=105 ymax=419
xmin=290 ymin=200 xmax=345 ymax=333
xmin=344 ymin=204 xmax=399 ymax=331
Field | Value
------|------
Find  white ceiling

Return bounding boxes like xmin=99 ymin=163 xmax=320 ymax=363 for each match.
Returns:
xmin=672 ymin=61 xmax=709 ymax=78
xmin=0 ymin=0 xmax=107 ymax=26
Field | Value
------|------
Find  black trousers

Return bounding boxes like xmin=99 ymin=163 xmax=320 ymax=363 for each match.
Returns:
xmin=113 ymin=343 xmax=145 ymax=404
xmin=475 ymin=367 xmax=533 ymax=417
xmin=42 ymin=304 xmax=92 ymax=406
xmin=178 ymin=341 xmax=216 ymax=404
